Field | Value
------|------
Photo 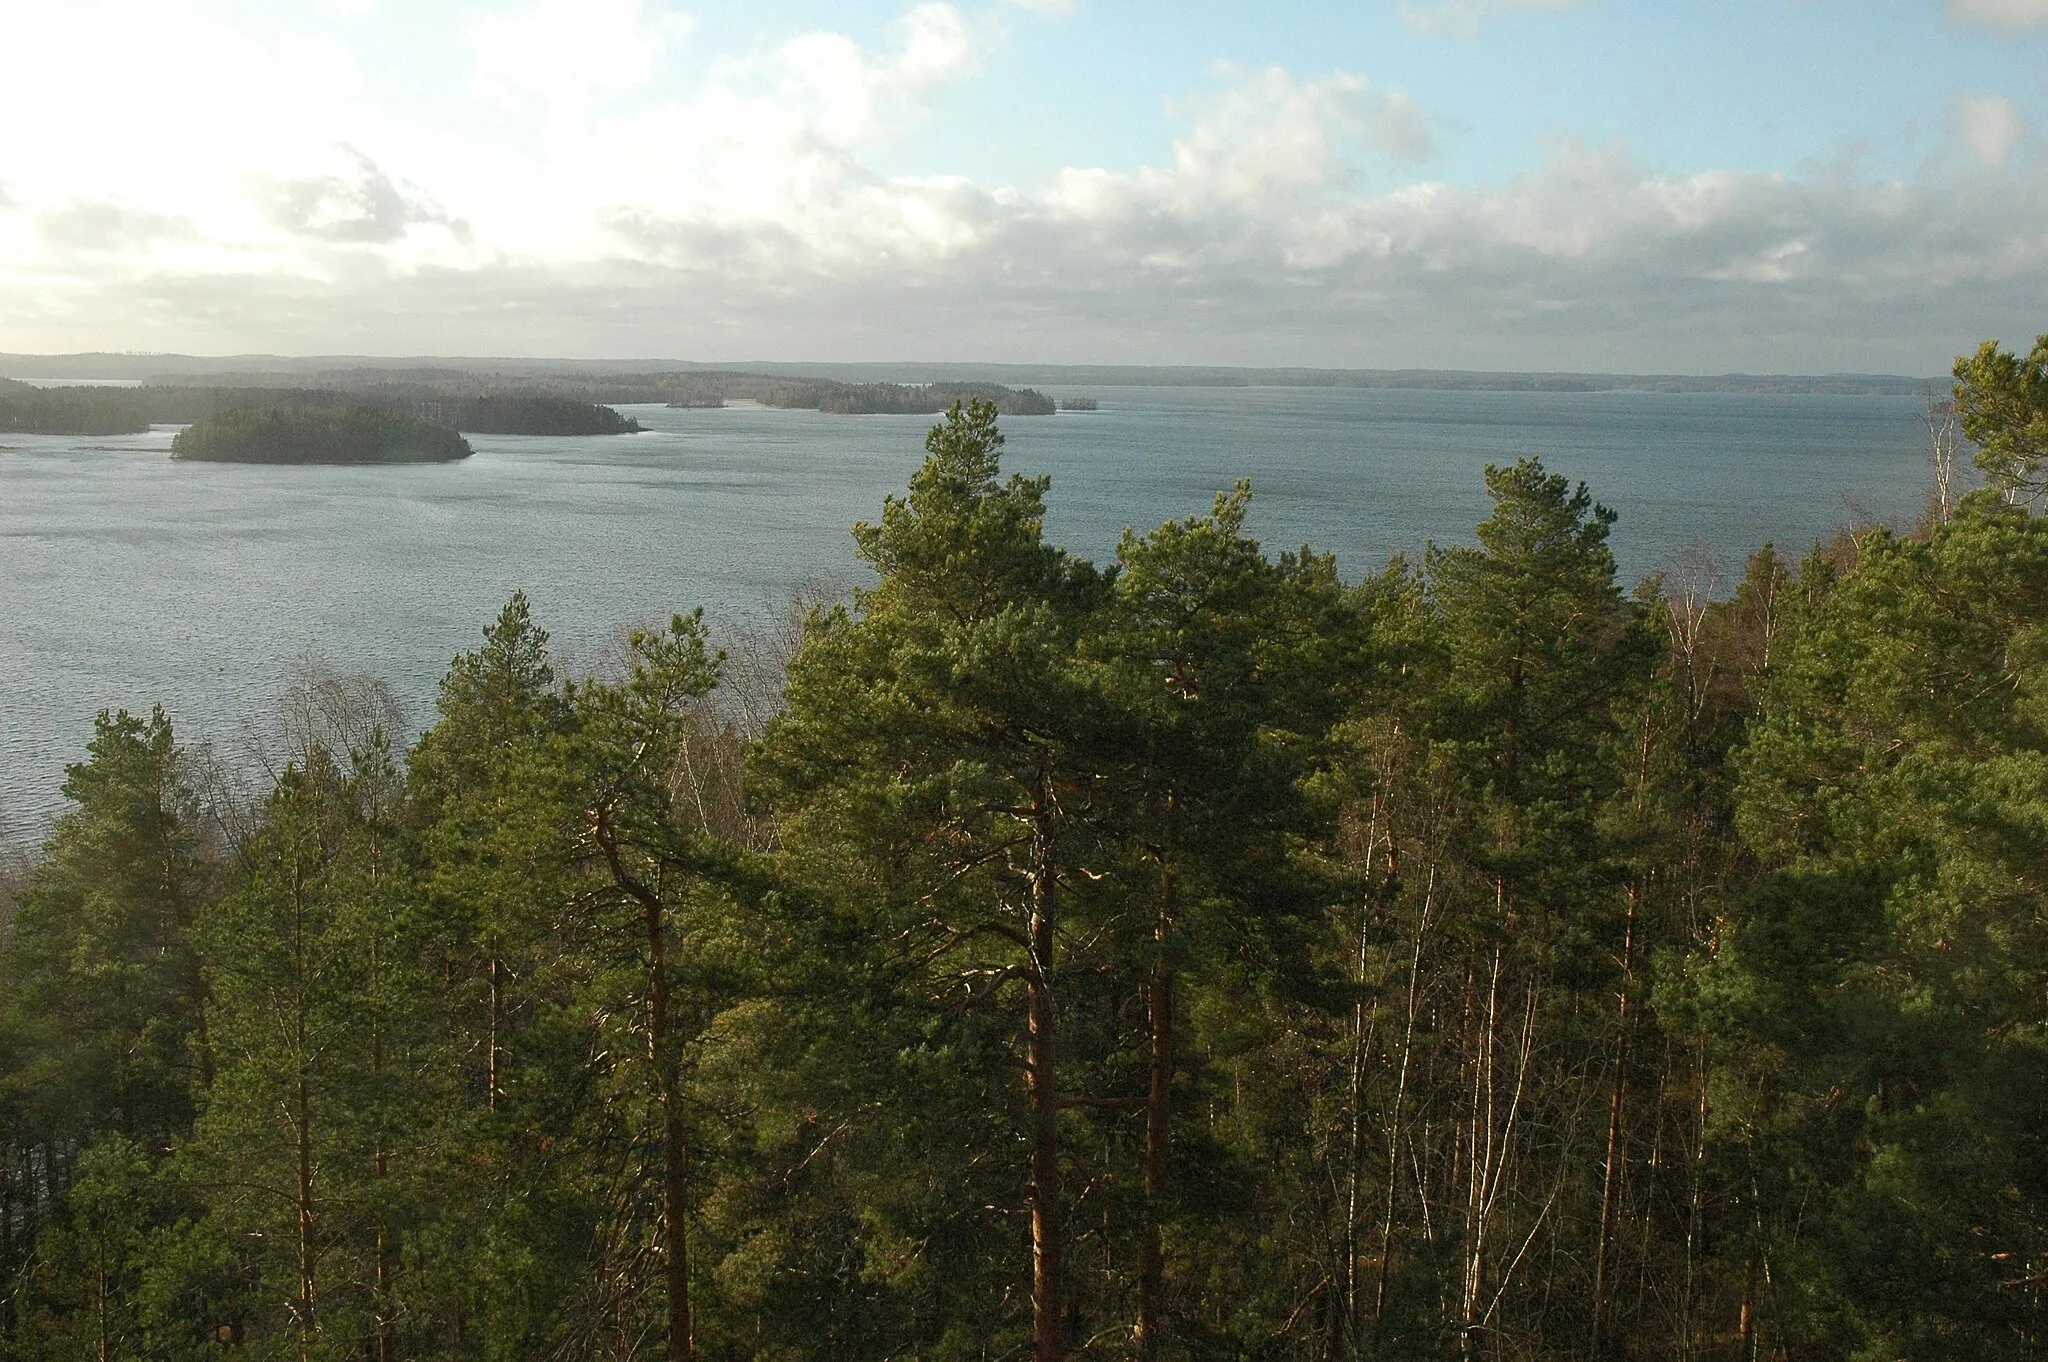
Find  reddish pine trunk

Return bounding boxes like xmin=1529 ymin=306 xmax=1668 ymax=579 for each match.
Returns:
xmin=1738 ymin=1258 xmax=1757 ymax=1361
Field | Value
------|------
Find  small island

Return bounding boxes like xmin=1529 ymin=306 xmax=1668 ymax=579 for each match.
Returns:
xmin=171 ymin=405 xmax=473 ymax=464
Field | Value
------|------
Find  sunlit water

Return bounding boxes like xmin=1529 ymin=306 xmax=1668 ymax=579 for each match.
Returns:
xmin=0 ymin=386 xmax=1937 ymax=842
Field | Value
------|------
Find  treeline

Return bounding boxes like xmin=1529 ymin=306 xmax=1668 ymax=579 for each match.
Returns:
xmin=810 ymin=381 xmax=1057 ymax=415
xmin=161 ymin=368 xmax=1060 ymax=415
xmin=0 ymin=370 xmax=1057 ymax=438
xmin=3 ymin=338 xmax=2047 ymax=1361
xmin=0 ymin=381 xmax=637 ymax=439
xmin=0 ymin=379 xmax=242 ymax=437
xmin=659 ymin=375 xmax=1057 ymax=415
xmin=393 ymin=396 xmax=641 ymax=436
xmin=171 ymin=407 xmax=473 ymax=464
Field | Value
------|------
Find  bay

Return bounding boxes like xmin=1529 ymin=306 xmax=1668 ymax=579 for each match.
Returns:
xmin=0 ymin=385 xmax=1936 ymax=842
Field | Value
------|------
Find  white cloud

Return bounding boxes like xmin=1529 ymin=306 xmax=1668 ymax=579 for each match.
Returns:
xmin=39 ymin=200 xmax=195 ymax=255
xmin=1366 ymin=92 xmax=1435 ymax=161
xmin=1400 ymin=0 xmax=1581 ymax=37
xmin=0 ymin=7 xmax=2043 ymax=373
xmin=1005 ymin=0 xmax=1078 ymax=13
xmin=773 ymin=3 xmax=977 ymax=147
xmin=0 ymin=3 xmax=394 ymax=247
xmin=1947 ymin=0 xmax=2048 ymax=29
xmin=1143 ymin=66 xmax=1432 ymax=210
xmin=1170 ymin=68 xmax=1376 ymax=201
xmin=1954 ymin=94 xmax=2028 ymax=166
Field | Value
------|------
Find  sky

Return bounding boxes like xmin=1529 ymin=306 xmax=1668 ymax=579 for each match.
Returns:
xmin=0 ymin=0 xmax=2044 ymax=373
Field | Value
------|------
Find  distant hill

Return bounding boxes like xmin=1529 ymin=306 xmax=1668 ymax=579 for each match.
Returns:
xmin=171 ymin=406 xmax=472 ymax=464
xmin=144 ymin=367 xmax=1061 ymax=416
xmin=0 ymin=353 xmax=1950 ymax=397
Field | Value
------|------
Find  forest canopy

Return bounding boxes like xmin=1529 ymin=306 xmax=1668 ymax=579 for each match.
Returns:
xmin=3 ymin=338 xmax=2047 ymax=1361
xmin=170 ymin=405 xmax=473 ymax=464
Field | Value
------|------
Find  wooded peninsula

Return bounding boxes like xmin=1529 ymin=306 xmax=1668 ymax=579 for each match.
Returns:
xmin=2 ymin=336 xmax=2045 ymax=1361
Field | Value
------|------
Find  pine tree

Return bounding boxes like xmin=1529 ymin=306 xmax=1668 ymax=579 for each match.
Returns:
xmin=755 ymin=400 xmax=1114 ymax=1360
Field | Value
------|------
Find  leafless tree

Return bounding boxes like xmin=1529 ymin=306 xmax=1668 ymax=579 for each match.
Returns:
xmin=1924 ymin=397 xmax=1964 ymax=523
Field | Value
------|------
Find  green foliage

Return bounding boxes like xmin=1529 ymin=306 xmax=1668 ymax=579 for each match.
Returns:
xmin=1710 ymin=494 xmax=2048 ymax=1359
xmin=10 ymin=373 xmax=2048 ymax=1361
xmin=0 ymin=708 xmax=211 ymax=1152
xmin=1955 ymin=334 xmax=2048 ymax=501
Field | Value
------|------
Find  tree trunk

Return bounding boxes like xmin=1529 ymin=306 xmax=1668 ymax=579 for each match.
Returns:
xmin=296 ymin=1073 xmax=315 ymax=1362
xmin=96 ymin=1231 xmax=110 ymax=1362
xmin=595 ymin=811 xmax=694 ymax=1362
xmin=1376 ymin=864 xmax=1437 ymax=1330
xmin=373 ymin=1007 xmax=396 ymax=1362
xmin=1342 ymin=796 xmax=1384 ymax=1356
xmin=193 ymin=984 xmax=215 ymax=1091
xmin=1460 ymin=945 xmax=1503 ymax=1362
xmin=1589 ymin=882 xmax=1640 ymax=1359
xmin=1 ymin=1136 xmax=13 ymax=1315
xmin=293 ymin=866 xmax=316 ymax=1362
xmin=1737 ymin=1256 xmax=1757 ymax=1362
xmin=1028 ymin=779 xmax=1065 ymax=1362
xmin=1135 ymin=855 xmax=1175 ymax=1361
xmin=650 ymin=890 xmax=694 ymax=1362
xmin=164 ymin=847 xmax=214 ymax=1091
xmin=1680 ymin=1036 xmax=1708 ymax=1362
xmin=487 ymin=956 xmax=503 ymax=1113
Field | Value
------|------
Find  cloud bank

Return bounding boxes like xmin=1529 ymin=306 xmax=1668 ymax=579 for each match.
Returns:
xmin=0 ymin=0 xmax=2043 ymax=372
xmin=1949 ymin=0 xmax=2048 ymax=30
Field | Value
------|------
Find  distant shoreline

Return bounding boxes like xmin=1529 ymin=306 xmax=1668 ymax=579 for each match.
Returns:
xmin=0 ymin=353 xmax=1947 ymax=398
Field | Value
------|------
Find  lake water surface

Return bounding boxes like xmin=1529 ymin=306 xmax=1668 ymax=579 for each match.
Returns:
xmin=0 ymin=386 xmax=1937 ymax=840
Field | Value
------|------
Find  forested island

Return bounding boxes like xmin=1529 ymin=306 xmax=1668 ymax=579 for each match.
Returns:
xmin=1 ymin=336 xmax=2045 ymax=1360
xmin=171 ymin=405 xmax=473 ymax=464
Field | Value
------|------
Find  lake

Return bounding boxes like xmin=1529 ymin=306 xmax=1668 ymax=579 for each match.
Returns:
xmin=0 ymin=385 xmax=1938 ymax=842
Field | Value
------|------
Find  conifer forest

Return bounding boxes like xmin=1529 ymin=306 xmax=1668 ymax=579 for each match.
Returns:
xmin=6 ymin=336 xmax=2048 ymax=1361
